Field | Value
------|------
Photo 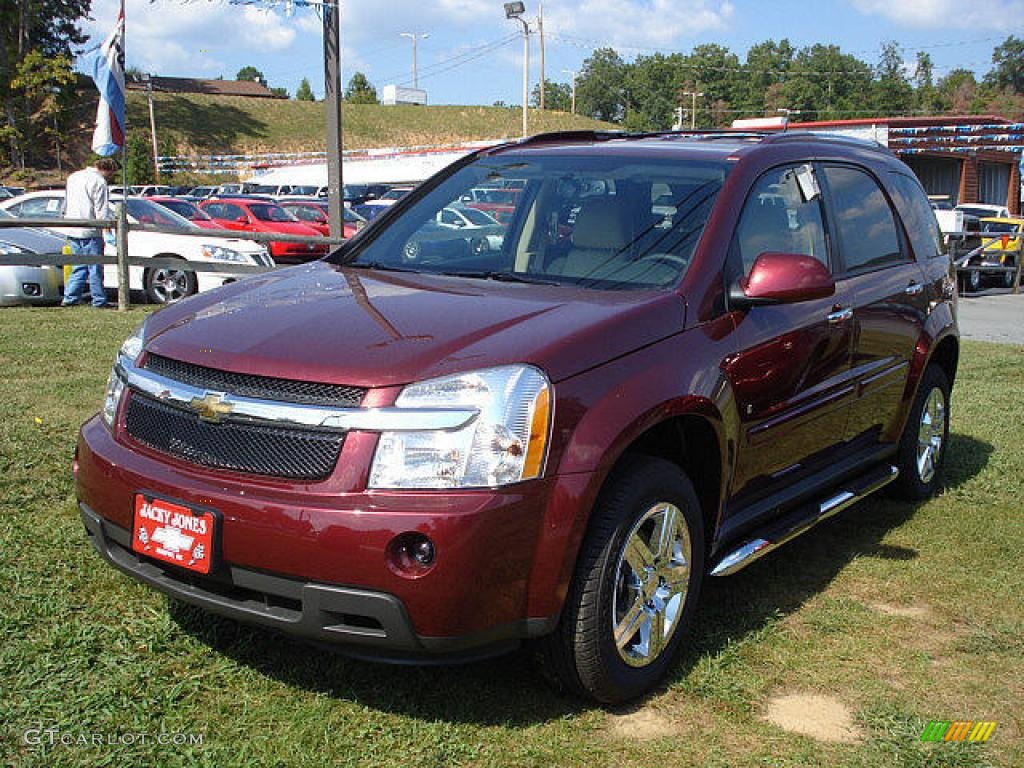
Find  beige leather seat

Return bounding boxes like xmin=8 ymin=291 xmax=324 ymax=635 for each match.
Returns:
xmin=550 ymin=197 xmax=635 ymax=280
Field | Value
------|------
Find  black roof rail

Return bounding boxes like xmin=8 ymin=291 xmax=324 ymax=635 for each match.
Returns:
xmin=762 ymin=130 xmax=891 ymax=153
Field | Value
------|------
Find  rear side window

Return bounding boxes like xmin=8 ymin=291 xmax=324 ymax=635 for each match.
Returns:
xmin=734 ymin=164 xmax=829 ymax=277
xmin=888 ymin=172 xmax=945 ymax=260
xmin=821 ymin=166 xmax=904 ymax=273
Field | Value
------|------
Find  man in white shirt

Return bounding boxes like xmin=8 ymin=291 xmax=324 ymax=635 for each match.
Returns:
xmin=62 ymin=157 xmax=118 ymax=307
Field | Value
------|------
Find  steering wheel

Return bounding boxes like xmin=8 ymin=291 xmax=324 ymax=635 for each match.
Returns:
xmin=635 ymin=252 xmax=689 ymax=268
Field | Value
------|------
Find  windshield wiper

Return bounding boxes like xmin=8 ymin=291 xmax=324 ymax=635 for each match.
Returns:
xmin=438 ymin=270 xmax=560 ymax=285
xmin=345 ymin=261 xmax=421 ymax=273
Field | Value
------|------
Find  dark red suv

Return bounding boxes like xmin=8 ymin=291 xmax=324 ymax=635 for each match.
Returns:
xmin=76 ymin=131 xmax=958 ymax=703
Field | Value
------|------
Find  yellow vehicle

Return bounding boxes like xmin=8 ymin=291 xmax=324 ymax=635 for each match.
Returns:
xmin=967 ymin=217 xmax=1023 ymax=290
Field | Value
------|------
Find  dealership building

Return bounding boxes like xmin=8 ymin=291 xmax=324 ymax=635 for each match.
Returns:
xmin=778 ymin=115 xmax=1022 ymax=215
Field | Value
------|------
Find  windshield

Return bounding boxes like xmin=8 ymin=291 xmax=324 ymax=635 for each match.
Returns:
xmin=958 ymin=206 xmax=1004 ymax=218
xmin=336 ymin=152 xmax=729 ymax=291
xmin=981 ymin=221 xmax=1020 ymax=234
xmin=249 ymin=203 xmax=296 ymax=222
xmin=158 ymin=199 xmax=211 ymax=221
xmin=124 ymin=198 xmax=195 ymax=229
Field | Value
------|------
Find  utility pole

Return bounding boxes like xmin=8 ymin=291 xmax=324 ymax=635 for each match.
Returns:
xmin=144 ymin=74 xmax=160 ymax=181
xmin=504 ymin=3 xmax=529 ymax=138
xmin=399 ymin=32 xmax=428 ymax=90
xmin=562 ymin=69 xmax=576 ymax=114
xmin=538 ymin=4 xmax=545 ymax=110
xmin=682 ymin=90 xmax=704 ymax=129
xmin=323 ymin=0 xmax=343 ymax=238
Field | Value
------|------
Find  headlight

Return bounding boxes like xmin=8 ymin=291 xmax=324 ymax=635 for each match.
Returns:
xmin=101 ymin=369 xmax=125 ymax=428
xmin=103 ymin=320 xmax=146 ymax=429
xmin=0 ymin=241 xmax=28 ymax=255
xmin=201 ymin=244 xmax=247 ymax=263
xmin=119 ymin=320 xmax=147 ymax=364
xmin=369 ymin=365 xmax=552 ymax=489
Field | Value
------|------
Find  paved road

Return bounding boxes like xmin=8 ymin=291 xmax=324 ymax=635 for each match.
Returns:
xmin=957 ymin=290 xmax=1024 ymax=345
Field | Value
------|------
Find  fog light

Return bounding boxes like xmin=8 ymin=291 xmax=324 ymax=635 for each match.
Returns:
xmin=22 ymin=282 xmax=41 ymax=296
xmin=386 ymin=532 xmax=437 ymax=578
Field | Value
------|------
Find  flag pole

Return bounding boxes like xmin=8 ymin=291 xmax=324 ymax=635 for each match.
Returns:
xmin=117 ymin=0 xmax=129 ymax=311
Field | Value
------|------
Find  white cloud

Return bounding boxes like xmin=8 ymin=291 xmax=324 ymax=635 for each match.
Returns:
xmin=545 ymin=0 xmax=736 ymax=49
xmin=81 ymin=0 xmax=301 ymax=76
xmin=850 ymin=0 xmax=1024 ymax=29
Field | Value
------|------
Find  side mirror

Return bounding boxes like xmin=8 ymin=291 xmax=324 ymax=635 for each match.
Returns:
xmin=729 ymin=252 xmax=835 ymax=309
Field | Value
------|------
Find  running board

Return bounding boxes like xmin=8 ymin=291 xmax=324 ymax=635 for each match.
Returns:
xmin=709 ymin=464 xmax=899 ymax=577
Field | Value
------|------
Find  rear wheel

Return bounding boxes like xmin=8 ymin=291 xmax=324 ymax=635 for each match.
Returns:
xmin=144 ymin=260 xmax=197 ymax=304
xmin=535 ymin=456 xmax=704 ymax=703
xmin=1002 ymin=262 xmax=1017 ymax=289
xmin=965 ymin=266 xmax=982 ymax=292
xmin=891 ymin=364 xmax=950 ymax=500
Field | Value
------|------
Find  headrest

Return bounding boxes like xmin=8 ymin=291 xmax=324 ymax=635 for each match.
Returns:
xmin=572 ymin=197 xmax=633 ymax=250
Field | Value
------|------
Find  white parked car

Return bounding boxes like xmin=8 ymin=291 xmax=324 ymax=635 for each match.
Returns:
xmin=0 ymin=191 xmax=274 ymax=304
xmin=956 ymin=203 xmax=1011 ymax=219
xmin=0 ymin=209 xmax=65 ymax=306
xmin=437 ymin=205 xmax=505 ymax=252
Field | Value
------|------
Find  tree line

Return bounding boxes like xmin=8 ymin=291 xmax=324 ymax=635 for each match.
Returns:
xmin=532 ymin=37 xmax=1024 ymax=129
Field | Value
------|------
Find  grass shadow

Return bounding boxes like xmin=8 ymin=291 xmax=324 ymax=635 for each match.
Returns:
xmin=128 ymin=95 xmax=269 ymax=153
xmin=169 ymin=434 xmax=992 ymax=725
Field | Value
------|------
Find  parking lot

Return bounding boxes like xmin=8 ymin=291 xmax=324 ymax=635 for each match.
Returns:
xmin=958 ymin=290 xmax=1024 ymax=345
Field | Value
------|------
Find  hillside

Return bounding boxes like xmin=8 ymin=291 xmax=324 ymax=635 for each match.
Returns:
xmin=126 ymin=92 xmax=615 ymax=156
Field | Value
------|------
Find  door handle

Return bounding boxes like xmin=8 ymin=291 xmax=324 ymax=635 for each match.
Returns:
xmin=827 ymin=307 xmax=853 ymax=324
xmin=905 ymin=282 xmax=925 ymax=296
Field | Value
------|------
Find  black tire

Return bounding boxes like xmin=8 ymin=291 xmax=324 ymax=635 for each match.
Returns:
xmin=535 ymin=456 xmax=705 ymax=704
xmin=965 ymin=267 xmax=982 ymax=293
xmin=144 ymin=260 xmax=198 ymax=305
xmin=1002 ymin=263 xmax=1016 ymax=290
xmin=891 ymin=364 xmax=951 ymax=500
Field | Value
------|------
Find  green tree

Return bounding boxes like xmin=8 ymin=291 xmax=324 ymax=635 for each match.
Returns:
xmin=985 ymin=35 xmax=1024 ymax=93
xmin=295 ymin=77 xmax=315 ymax=102
xmin=235 ymin=65 xmax=265 ymax=83
xmin=874 ymin=41 xmax=914 ymax=115
xmin=530 ymin=80 xmax=571 ymax=111
xmin=0 ymin=0 xmax=92 ymax=167
xmin=8 ymin=50 xmax=76 ymax=166
xmin=269 ymin=86 xmax=288 ymax=98
xmin=344 ymin=72 xmax=378 ymax=104
xmin=626 ymin=52 xmax=686 ymax=129
xmin=737 ymin=39 xmax=796 ymax=118
xmin=576 ymin=48 xmax=628 ymax=122
xmin=124 ymin=133 xmax=154 ymax=186
xmin=938 ymin=68 xmax=978 ymax=114
xmin=783 ymin=44 xmax=873 ymax=120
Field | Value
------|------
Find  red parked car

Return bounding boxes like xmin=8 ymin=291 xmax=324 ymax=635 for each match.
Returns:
xmin=278 ymin=199 xmax=362 ymax=239
xmin=146 ymin=196 xmax=219 ymax=229
xmin=199 ymin=197 xmax=328 ymax=263
xmin=77 ymin=131 xmax=958 ymax=703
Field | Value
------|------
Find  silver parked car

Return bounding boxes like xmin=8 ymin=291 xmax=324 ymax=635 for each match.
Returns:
xmin=0 ymin=209 xmax=65 ymax=306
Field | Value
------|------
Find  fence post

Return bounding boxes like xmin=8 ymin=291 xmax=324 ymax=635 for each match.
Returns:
xmin=1014 ymin=242 xmax=1022 ymax=295
xmin=116 ymin=203 xmax=130 ymax=311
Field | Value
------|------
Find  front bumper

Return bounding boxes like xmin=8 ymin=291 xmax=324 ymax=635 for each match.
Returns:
xmin=0 ymin=265 xmax=62 ymax=306
xmin=75 ymin=415 xmax=573 ymax=654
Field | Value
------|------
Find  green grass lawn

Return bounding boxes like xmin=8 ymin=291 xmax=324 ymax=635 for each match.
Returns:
xmin=1 ymin=307 xmax=1021 ymax=767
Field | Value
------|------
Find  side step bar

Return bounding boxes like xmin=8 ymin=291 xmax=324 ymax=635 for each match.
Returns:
xmin=709 ymin=464 xmax=898 ymax=577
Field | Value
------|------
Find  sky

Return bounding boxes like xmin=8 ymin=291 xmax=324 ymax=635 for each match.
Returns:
xmin=79 ymin=0 xmax=1024 ymax=106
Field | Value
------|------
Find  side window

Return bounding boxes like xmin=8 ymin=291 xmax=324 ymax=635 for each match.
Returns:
xmin=204 ymin=204 xmax=224 ymax=219
xmin=821 ymin=166 xmax=904 ymax=273
xmin=888 ymin=172 xmax=945 ymax=260
xmin=735 ymin=164 xmax=829 ymax=277
xmin=222 ymin=204 xmax=246 ymax=221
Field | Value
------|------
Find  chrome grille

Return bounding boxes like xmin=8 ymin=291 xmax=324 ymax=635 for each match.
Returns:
xmin=144 ymin=354 xmax=365 ymax=407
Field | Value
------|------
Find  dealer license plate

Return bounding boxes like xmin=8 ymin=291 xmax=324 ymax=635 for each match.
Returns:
xmin=131 ymin=494 xmax=216 ymax=575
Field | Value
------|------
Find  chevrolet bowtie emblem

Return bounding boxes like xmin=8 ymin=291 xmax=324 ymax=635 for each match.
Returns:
xmin=189 ymin=392 xmax=233 ymax=423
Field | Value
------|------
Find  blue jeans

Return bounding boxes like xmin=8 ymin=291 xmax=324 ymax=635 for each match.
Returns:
xmin=63 ymin=236 xmax=109 ymax=307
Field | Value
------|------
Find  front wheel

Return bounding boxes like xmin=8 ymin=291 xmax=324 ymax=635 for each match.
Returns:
xmin=144 ymin=262 xmax=197 ymax=304
xmin=536 ymin=456 xmax=704 ymax=704
xmin=891 ymin=364 xmax=950 ymax=500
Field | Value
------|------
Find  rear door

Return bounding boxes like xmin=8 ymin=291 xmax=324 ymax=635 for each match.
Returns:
xmin=724 ymin=163 xmax=856 ymax=505
xmin=818 ymin=164 xmax=929 ymax=446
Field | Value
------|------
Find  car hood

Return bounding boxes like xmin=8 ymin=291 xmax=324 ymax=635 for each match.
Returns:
xmin=0 ymin=224 xmax=65 ymax=252
xmin=143 ymin=261 xmax=686 ymax=388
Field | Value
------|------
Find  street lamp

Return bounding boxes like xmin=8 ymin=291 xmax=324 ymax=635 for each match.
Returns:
xmin=504 ymin=2 xmax=529 ymax=137
xmin=399 ymin=32 xmax=428 ymax=90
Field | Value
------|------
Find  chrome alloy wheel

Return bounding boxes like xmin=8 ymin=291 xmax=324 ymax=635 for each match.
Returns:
xmin=612 ymin=502 xmax=692 ymax=668
xmin=917 ymin=387 xmax=947 ymax=484
xmin=151 ymin=268 xmax=190 ymax=303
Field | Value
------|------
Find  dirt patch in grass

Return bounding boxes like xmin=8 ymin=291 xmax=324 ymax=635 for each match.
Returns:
xmin=606 ymin=707 xmax=677 ymax=741
xmin=867 ymin=602 xmax=933 ymax=620
xmin=763 ymin=693 xmax=863 ymax=744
